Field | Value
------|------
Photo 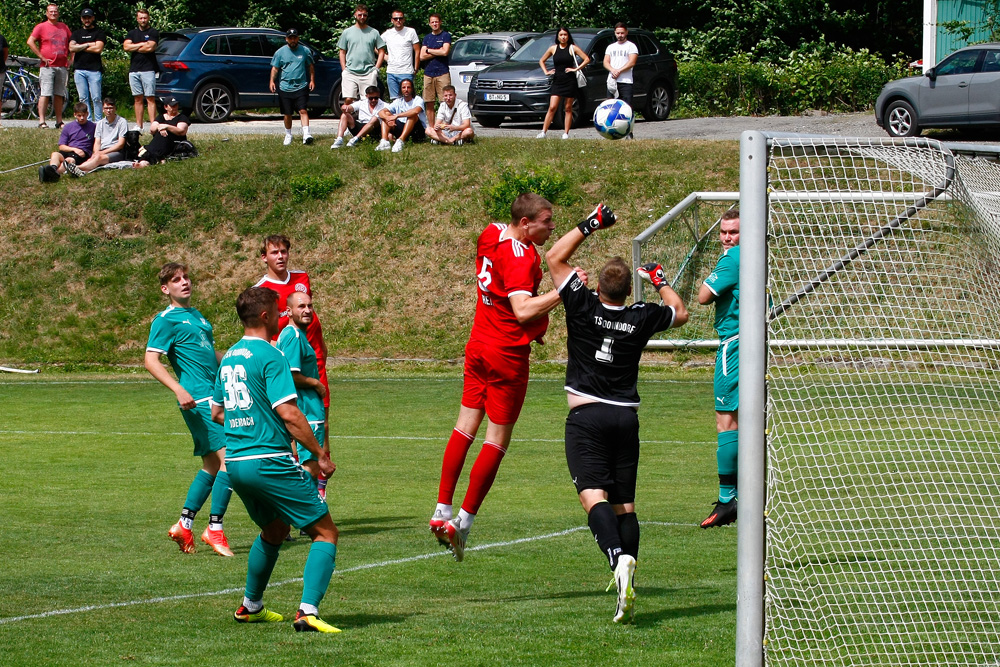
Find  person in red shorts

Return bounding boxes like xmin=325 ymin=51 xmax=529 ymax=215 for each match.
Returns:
xmin=254 ymin=235 xmax=332 ymax=496
xmin=430 ymin=193 xmax=614 ymax=561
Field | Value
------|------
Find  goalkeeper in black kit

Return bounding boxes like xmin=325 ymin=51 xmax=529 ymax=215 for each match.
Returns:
xmin=545 ymin=204 xmax=688 ymax=624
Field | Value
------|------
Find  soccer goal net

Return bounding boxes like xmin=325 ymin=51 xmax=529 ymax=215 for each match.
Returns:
xmin=737 ymin=133 xmax=1000 ymax=667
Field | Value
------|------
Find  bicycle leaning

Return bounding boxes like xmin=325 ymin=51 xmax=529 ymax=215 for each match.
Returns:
xmin=1 ymin=55 xmax=41 ymax=120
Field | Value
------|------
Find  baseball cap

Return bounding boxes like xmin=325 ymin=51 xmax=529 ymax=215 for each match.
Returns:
xmin=161 ymin=95 xmax=179 ymax=106
xmin=80 ymin=8 xmax=96 ymax=17
xmin=286 ymin=28 xmax=299 ymax=37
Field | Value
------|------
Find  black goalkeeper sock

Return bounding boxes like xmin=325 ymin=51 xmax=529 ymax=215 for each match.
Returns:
xmin=588 ymin=501 xmax=623 ymax=571
xmin=617 ymin=511 xmax=640 ymax=561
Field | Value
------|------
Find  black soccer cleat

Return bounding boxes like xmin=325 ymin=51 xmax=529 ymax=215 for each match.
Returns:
xmin=700 ymin=498 xmax=737 ymax=529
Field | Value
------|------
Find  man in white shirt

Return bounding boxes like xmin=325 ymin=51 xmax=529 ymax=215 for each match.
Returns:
xmin=64 ymin=97 xmax=130 ymax=176
xmin=603 ymin=23 xmax=638 ymax=109
xmin=332 ymin=85 xmax=388 ymax=148
xmin=381 ymin=9 xmax=419 ymax=100
xmin=426 ymin=84 xmax=474 ymax=146
xmin=377 ymin=78 xmax=427 ymax=153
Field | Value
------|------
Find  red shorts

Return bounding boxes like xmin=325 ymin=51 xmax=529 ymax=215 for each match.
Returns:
xmin=461 ymin=338 xmax=530 ymax=425
xmin=318 ymin=361 xmax=330 ymax=409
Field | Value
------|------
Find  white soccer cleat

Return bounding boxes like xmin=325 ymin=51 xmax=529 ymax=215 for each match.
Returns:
xmin=429 ymin=509 xmax=450 ymax=547
xmin=444 ymin=517 xmax=468 ymax=562
xmin=612 ymin=555 xmax=636 ymax=623
xmin=375 ymin=138 xmax=392 ymax=151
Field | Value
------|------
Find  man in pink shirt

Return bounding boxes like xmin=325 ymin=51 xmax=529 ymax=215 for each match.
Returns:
xmin=27 ymin=3 xmax=73 ymax=128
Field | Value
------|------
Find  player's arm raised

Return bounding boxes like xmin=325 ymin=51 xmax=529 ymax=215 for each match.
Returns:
xmin=276 ymin=401 xmax=335 ymax=476
xmin=639 ymin=263 xmax=689 ymax=326
xmin=546 ymin=203 xmax=616 ymax=287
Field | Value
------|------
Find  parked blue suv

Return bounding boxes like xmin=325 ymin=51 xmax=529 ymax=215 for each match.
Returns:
xmin=155 ymin=27 xmax=344 ymax=122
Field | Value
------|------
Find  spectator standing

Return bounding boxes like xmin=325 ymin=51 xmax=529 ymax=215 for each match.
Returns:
xmin=537 ymin=27 xmax=589 ymax=140
xmin=337 ymin=4 xmax=385 ymax=106
xmin=69 ymin=8 xmax=106 ymax=121
xmin=419 ymin=14 xmax=451 ymax=114
xmin=603 ymin=22 xmax=638 ymax=139
xmin=123 ymin=9 xmax=159 ymax=133
xmin=27 ymin=3 xmax=73 ymax=129
xmin=269 ymin=28 xmax=315 ymax=146
xmin=381 ymin=9 xmax=419 ymax=100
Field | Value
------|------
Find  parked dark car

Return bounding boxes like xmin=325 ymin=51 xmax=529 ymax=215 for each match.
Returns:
xmin=468 ymin=27 xmax=676 ymax=128
xmin=449 ymin=31 xmax=539 ymax=104
xmin=875 ymin=43 xmax=1000 ymax=137
xmin=155 ymin=27 xmax=344 ymax=122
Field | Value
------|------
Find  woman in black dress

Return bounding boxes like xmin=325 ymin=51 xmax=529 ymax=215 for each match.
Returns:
xmin=537 ymin=27 xmax=590 ymax=139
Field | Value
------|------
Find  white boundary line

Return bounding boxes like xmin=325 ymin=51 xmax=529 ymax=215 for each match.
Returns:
xmin=0 ymin=377 xmax=711 ymax=386
xmin=0 ymin=522 xmax=695 ymax=626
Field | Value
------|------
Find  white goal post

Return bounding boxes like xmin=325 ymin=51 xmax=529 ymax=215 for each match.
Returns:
xmin=737 ymin=132 xmax=1000 ymax=667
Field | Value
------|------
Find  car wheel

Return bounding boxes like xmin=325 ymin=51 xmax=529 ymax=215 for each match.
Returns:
xmin=884 ymin=100 xmax=920 ymax=137
xmin=194 ymin=83 xmax=234 ymax=123
xmin=644 ymin=82 xmax=673 ymax=121
xmin=476 ymin=115 xmax=503 ymax=128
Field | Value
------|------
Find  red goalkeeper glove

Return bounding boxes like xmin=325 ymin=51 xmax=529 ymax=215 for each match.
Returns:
xmin=577 ymin=203 xmax=616 ymax=237
xmin=637 ymin=262 xmax=670 ymax=290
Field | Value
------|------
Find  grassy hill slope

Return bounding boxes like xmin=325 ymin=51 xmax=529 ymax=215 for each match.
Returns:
xmin=0 ymin=130 xmax=738 ymax=366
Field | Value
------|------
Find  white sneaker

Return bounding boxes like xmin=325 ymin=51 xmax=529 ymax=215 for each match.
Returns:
xmin=346 ymin=136 xmax=358 ymax=147
xmin=444 ymin=517 xmax=469 ymax=562
xmin=303 ymin=134 xmax=314 ymax=145
xmin=535 ymin=131 xmax=546 ymax=139
xmin=561 ymin=132 xmax=569 ymax=140
xmin=391 ymin=139 xmax=404 ymax=153
xmin=283 ymin=134 xmax=293 ymax=146
xmin=612 ymin=555 xmax=636 ymax=623
xmin=455 ymin=139 xmax=464 ymax=146
xmin=331 ymin=137 xmax=344 ymax=149
xmin=375 ymin=138 xmax=392 ymax=151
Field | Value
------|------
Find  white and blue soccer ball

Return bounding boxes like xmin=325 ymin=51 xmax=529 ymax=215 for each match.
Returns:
xmin=593 ymin=99 xmax=634 ymax=140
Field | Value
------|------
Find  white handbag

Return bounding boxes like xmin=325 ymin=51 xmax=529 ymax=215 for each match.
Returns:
xmin=572 ymin=49 xmax=587 ymax=88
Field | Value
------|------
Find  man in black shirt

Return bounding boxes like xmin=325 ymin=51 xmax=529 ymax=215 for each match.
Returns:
xmin=546 ymin=204 xmax=688 ymax=624
xmin=69 ymin=8 xmax=105 ymax=121
xmin=123 ymin=9 xmax=159 ymax=133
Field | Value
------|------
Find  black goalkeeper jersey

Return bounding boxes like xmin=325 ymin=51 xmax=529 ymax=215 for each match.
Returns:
xmin=558 ymin=272 xmax=676 ymax=407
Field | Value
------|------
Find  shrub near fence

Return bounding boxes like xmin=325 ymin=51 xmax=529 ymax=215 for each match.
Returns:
xmin=674 ymin=49 xmax=911 ymax=117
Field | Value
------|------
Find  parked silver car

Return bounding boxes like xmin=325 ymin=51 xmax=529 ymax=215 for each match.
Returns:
xmin=875 ymin=44 xmax=1000 ymax=137
xmin=448 ymin=32 xmax=539 ymax=104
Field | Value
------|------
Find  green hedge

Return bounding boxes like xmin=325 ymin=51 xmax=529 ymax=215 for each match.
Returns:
xmin=674 ymin=49 xmax=911 ymax=117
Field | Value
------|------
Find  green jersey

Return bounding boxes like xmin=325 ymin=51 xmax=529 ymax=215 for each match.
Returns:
xmin=276 ymin=323 xmax=324 ymax=424
xmin=705 ymin=245 xmax=740 ymax=341
xmin=146 ymin=306 xmax=218 ymax=401
xmin=212 ymin=336 xmax=298 ymax=460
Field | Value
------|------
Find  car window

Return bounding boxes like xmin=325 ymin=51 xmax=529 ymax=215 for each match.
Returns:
xmin=451 ymin=39 xmax=486 ymax=65
xmin=589 ymin=36 xmax=613 ymax=62
xmin=155 ymin=34 xmax=190 ymax=57
xmin=201 ymin=35 xmax=223 ymax=55
xmin=637 ymin=35 xmax=659 ymax=56
xmin=511 ymin=33 xmax=596 ymax=62
xmin=936 ymin=50 xmax=980 ymax=76
xmin=263 ymin=35 xmax=285 ymax=57
xmin=483 ymin=40 xmax=511 ymax=60
xmin=228 ymin=34 xmax=265 ymax=57
xmin=982 ymin=50 xmax=1000 ymax=73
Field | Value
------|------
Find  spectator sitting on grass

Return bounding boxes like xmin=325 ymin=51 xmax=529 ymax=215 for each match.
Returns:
xmin=376 ymin=78 xmax=426 ymax=153
xmin=332 ymin=85 xmax=387 ymax=148
xmin=39 ymin=101 xmax=95 ymax=183
xmin=64 ymin=97 xmax=130 ymax=177
xmin=425 ymin=84 xmax=473 ymax=146
xmin=135 ymin=96 xmax=191 ymax=168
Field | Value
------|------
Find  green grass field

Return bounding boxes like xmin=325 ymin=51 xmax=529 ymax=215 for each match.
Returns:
xmin=0 ymin=367 xmax=735 ymax=666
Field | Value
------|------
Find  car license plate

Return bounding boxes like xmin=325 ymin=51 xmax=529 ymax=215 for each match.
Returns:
xmin=462 ymin=74 xmax=473 ymax=83
xmin=485 ymin=93 xmax=509 ymax=101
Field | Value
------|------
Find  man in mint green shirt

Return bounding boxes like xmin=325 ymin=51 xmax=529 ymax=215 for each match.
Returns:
xmin=270 ymin=28 xmax=315 ymax=145
xmin=697 ymin=208 xmax=740 ymax=529
xmin=211 ymin=286 xmax=340 ymax=633
xmin=337 ymin=4 xmax=385 ymax=104
xmin=275 ymin=291 xmax=328 ymax=491
xmin=145 ymin=262 xmax=234 ymax=557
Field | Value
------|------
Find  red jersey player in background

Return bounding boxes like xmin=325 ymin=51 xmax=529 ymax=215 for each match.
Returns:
xmin=255 ymin=235 xmax=332 ymax=494
xmin=430 ymin=193 xmax=615 ymax=561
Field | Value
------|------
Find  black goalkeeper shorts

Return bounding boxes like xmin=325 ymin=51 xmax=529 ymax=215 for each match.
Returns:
xmin=564 ymin=402 xmax=640 ymax=504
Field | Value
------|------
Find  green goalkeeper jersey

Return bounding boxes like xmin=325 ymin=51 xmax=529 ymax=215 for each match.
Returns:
xmin=146 ymin=306 xmax=219 ymax=401
xmin=212 ymin=336 xmax=298 ymax=460
xmin=704 ymin=245 xmax=740 ymax=341
xmin=276 ymin=323 xmax=324 ymax=424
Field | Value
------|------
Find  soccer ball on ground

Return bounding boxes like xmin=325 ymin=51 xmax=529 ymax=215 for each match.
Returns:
xmin=593 ymin=99 xmax=634 ymax=140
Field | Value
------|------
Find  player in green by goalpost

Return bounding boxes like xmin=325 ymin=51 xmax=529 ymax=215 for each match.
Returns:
xmin=211 ymin=286 xmax=341 ymax=633
xmin=698 ymin=208 xmax=740 ymax=529
xmin=145 ymin=262 xmax=235 ymax=557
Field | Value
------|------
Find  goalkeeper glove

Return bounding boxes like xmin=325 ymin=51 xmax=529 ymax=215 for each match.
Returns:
xmin=638 ymin=262 xmax=670 ymax=290
xmin=577 ymin=204 xmax=616 ymax=237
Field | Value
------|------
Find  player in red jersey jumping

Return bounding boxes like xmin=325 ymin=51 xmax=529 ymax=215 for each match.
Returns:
xmin=430 ymin=193 xmax=615 ymax=560
xmin=255 ymin=235 xmax=332 ymax=494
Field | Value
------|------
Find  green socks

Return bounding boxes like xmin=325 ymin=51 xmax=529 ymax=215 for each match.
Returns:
xmin=245 ymin=535 xmax=281 ymax=601
xmin=301 ymin=541 xmax=337 ymax=608
xmin=183 ymin=469 xmax=215 ymax=514
xmin=717 ymin=429 xmax=738 ymax=503
xmin=209 ymin=470 xmax=233 ymax=518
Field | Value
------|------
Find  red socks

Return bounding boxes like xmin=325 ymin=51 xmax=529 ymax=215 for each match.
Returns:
xmin=461 ymin=442 xmax=507 ymax=515
xmin=437 ymin=429 xmax=476 ymax=505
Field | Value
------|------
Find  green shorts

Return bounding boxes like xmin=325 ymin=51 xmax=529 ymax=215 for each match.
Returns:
xmin=180 ymin=401 xmax=225 ymax=457
xmin=227 ymin=455 xmax=329 ymax=530
xmin=296 ymin=421 xmax=326 ymax=464
xmin=714 ymin=336 xmax=739 ymax=413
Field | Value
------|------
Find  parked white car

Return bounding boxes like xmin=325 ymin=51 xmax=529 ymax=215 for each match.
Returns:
xmin=448 ymin=32 xmax=539 ymax=104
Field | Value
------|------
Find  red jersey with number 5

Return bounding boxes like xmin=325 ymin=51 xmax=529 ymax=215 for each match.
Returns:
xmin=469 ymin=222 xmax=548 ymax=347
xmin=254 ymin=270 xmax=325 ymax=361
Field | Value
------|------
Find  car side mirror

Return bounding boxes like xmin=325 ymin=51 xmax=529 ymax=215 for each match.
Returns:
xmin=925 ymin=67 xmax=936 ymax=80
